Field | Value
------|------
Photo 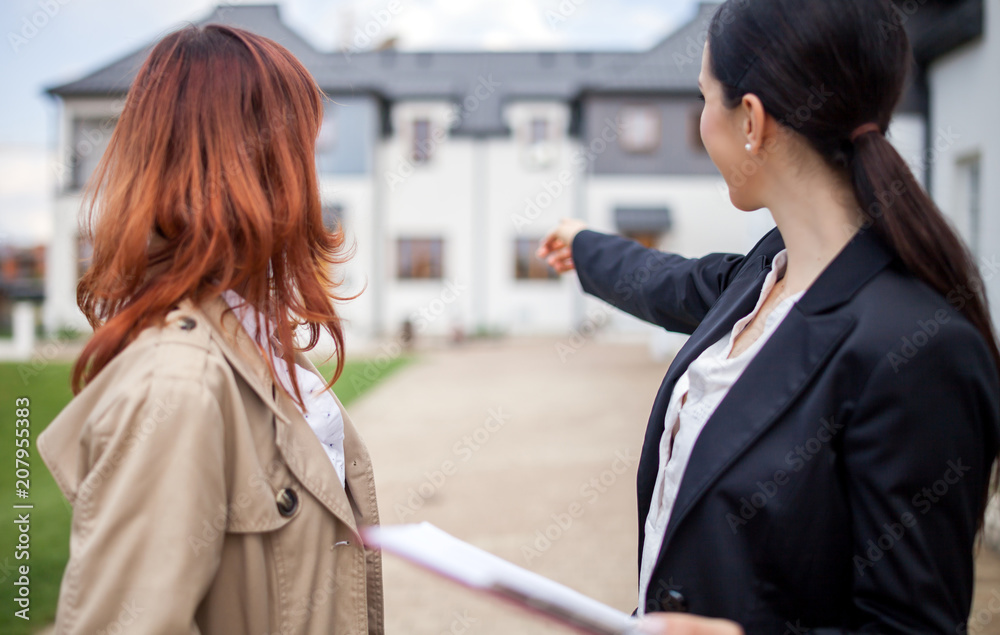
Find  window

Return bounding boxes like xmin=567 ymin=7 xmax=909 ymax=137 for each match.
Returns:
xmin=514 ymin=238 xmax=558 ymax=281
xmin=619 ymin=105 xmax=661 ymax=154
xmin=689 ymin=106 xmax=706 ymax=153
xmin=397 ymin=238 xmax=443 ymax=279
xmin=955 ymin=156 xmax=982 ymax=257
xmin=530 ymin=118 xmax=548 ymax=145
xmin=412 ymin=119 xmax=432 ymax=164
xmin=70 ymin=116 xmax=117 ymax=190
xmin=625 ymin=232 xmax=661 ymax=249
xmin=316 ymin=109 xmax=338 ymax=174
xmin=615 ymin=207 xmax=673 ymax=249
xmin=321 ymin=204 xmax=343 ymax=232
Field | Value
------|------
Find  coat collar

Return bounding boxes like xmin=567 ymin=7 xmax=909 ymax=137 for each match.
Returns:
xmin=641 ymin=227 xmax=896 ymax=579
xmin=794 ymin=227 xmax=897 ymax=316
xmin=182 ymin=294 xmax=378 ymax=539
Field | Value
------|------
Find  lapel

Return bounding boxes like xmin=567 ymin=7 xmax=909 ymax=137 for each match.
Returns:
xmin=640 ymin=227 xmax=896 ymax=565
xmin=293 ymin=350 xmax=382 ymax=529
xmin=637 ymin=261 xmax=772 ymax=520
xmin=189 ymin=295 xmax=363 ymax=539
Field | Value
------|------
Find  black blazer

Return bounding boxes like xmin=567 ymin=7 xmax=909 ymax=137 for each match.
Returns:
xmin=573 ymin=227 xmax=1000 ymax=633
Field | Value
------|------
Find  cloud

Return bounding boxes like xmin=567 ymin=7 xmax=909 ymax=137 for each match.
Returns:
xmin=290 ymin=0 xmax=686 ymax=51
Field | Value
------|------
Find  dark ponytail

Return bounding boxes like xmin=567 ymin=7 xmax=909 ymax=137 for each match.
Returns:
xmin=851 ymin=132 xmax=998 ymax=378
xmin=709 ymin=0 xmax=1000 ymax=514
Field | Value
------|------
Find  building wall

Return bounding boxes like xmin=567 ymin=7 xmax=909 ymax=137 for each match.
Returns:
xmin=928 ymin=0 xmax=999 ymax=327
xmin=45 ymin=96 xmax=122 ymax=333
xmin=316 ymin=94 xmax=379 ymax=175
xmin=584 ymin=95 xmax=719 ymax=176
xmin=927 ymin=0 xmax=1000 ymax=553
xmin=888 ymin=112 xmax=929 ymax=188
xmin=582 ymin=174 xmax=774 ymax=341
xmin=377 ymin=101 xmax=477 ymax=338
xmin=486 ymin=102 xmax=581 ymax=334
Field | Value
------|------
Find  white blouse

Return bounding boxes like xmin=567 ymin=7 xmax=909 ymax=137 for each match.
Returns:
xmin=221 ymin=290 xmax=347 ymax=488
xmin=637 ymin=249 xmax=805 ymax=613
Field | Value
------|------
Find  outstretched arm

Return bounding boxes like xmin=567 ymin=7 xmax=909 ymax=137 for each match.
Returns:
xmin=539 ymin=220 xmax=772 ymax=334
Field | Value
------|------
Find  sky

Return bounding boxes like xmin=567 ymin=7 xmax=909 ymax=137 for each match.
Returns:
xmin=0 ymin=0 xmax=703 ymax=246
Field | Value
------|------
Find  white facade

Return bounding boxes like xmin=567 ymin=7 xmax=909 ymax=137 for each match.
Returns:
xmin=44 ymin=96 xmax=122 ymax=333
xmin=927 ymin=0 xmax=1000 ymax=327
xmin=323 ymin=97 xmax=755 ymax=347
xmin=582 ymin=175 xmax=770 ymax=339
xmin=42 ymin=0 xmax=971 ymax=348
xmin=45 ymin=95 xmax=932 ymax=349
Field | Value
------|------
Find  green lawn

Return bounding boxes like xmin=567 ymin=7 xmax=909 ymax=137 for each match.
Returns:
xmin=0 ymin=352 xmax=411 ymax=634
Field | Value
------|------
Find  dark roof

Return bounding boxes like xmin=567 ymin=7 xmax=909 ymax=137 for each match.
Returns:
xmin=47 ymin=1 xmax=964 ymax=133
xmin=907 ymin=0 xmax=984 ymax=63
xmin=583 ymin=2 xmax=717 ymax=93
xmin=46 ymin=2 xmax=719 ymax=134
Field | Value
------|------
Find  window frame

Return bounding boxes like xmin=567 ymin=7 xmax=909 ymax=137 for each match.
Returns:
xmin=397 ymin=237 xmax=444 ymax=280
xmin=618 ymin=104 xmax=662 ymax=155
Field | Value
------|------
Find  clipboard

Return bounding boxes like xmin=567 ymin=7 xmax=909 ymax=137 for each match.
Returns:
xmin=360 ymin=522 xmax=640 ymax=635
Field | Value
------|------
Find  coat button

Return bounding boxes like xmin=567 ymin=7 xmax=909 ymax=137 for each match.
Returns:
xmin=276 ymin=488 xmax=298 ymax=517
xmin=663 ymin=590 xmax=689 ymax=613
xmin=178 ymin=317 xmax=197 ymax=331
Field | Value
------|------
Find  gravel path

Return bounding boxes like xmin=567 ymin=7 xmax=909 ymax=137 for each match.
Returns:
xmin=352 ymin=336 xmax=1000 ymax=635
xmin=353 ymin=336 xmax=663 ymax=634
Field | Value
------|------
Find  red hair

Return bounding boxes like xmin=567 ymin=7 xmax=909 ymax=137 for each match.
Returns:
xmin=73 ymin=24 xmax=351 ymax=407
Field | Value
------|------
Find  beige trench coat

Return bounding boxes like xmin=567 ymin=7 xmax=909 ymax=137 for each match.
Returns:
xmin=38 ymin=294 xmax=384 ymax=635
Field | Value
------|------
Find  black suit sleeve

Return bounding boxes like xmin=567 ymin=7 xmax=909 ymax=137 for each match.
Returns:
xmin=822 ymin=321 xmax=1000 ymax=633
xmin=571 ymin=229 xmax=759 ymax=335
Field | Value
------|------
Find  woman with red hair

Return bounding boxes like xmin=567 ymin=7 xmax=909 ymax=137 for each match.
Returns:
xmin=39 ymin=24 xmax=383 ymax=634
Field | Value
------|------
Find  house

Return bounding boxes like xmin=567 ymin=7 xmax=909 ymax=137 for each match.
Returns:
xmin=43 ymin=2 xmax=969 ymax=348
xmin=915 ymin=0 xmax=999 ymax=327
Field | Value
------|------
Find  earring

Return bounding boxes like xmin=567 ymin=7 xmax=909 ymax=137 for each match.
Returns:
xmin=745 ymin=143 xmax=752 ymax=152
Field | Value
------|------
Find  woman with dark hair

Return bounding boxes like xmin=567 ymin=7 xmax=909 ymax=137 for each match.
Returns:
xmin=542 ymin=0 xmax=1000 ymax=632
xmin=38 ymin=25 xmax=384 ymax=634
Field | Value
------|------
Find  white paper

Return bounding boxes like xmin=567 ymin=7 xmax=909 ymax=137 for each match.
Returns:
xmin=361 ymin=522 xmax=637 ymax=635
